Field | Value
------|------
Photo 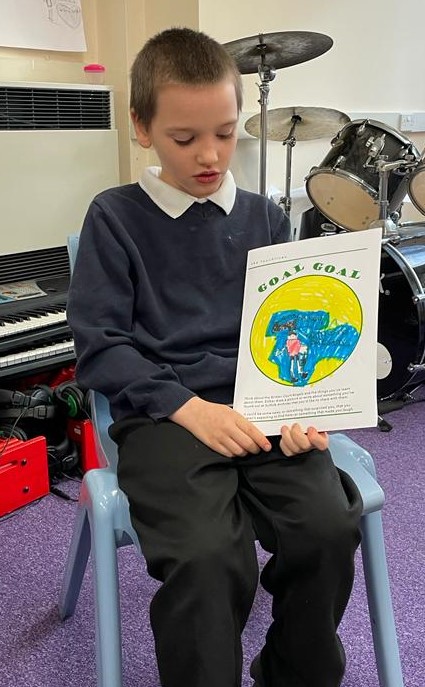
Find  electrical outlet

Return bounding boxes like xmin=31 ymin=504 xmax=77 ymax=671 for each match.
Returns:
xmin=411 ymin=113 xmax=425 ymax=132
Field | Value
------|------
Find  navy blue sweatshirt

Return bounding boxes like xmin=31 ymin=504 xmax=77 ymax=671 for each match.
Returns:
xmin=67 ymin=183 xmax=290 ymax=421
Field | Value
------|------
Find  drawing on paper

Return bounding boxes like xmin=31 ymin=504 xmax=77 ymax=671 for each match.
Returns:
xmin=44 ymin=0 xmax=82 ymax=29
xmin=250 ymin=275 xmax=362 ymax=386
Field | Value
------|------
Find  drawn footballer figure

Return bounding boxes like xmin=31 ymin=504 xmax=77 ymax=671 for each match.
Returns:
xmin=266 ymin=309 xmax=360 ymax=386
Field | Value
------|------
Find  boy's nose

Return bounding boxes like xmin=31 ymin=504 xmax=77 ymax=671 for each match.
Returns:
xmin=196 ymin=145 xmax=219 ymax=166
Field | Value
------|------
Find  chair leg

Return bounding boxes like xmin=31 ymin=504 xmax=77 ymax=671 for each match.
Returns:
xmin=90 ymin=511 xmax=123 ymax=687
xmin=58 ymin=505 xmax=91 ymax=619
xmin=361 ymin=511 xmax=404 ymax=687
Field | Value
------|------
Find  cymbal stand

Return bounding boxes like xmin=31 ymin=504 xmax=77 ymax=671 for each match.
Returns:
xmin=256 ymin=35 xmax=276 ymax=195
xmin=279 ymin=115 xmax=301 ymax=221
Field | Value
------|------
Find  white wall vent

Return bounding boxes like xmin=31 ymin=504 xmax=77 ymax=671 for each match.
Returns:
xmin=0 ymin=82 xmax=119 ymax=254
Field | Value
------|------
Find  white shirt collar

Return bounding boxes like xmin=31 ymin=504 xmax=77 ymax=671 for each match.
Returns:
xmin=139 ymin=167 xmax=236 ymax=218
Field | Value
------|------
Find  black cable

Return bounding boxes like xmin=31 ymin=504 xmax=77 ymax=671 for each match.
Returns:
xmin=0 ymin=390 xmax=87 ymax=506
xmin=49 ymin=486 xmax=78 ymax=502
xmin=60 ymin=472 xmax=83 ymax=483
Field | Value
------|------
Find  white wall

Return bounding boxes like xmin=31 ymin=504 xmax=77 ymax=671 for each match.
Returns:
xmin=200 ymin=0 xmax=425 ymax=222
xmin=2 ymin=0 xmax=425 ymax=250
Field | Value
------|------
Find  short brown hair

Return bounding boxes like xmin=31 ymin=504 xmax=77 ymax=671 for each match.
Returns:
xmin=130 ymin=27 xmax=243 ymax=128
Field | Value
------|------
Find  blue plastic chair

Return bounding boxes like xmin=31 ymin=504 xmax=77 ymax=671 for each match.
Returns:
xmin=59 ymin=234 xmax=404 ymax=687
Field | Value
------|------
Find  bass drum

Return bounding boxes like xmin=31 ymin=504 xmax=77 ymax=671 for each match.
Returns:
xmin=306 ymin=119 xmax=420 ymax=232
xmin=378 ymin=223 xmax=425 ymax=399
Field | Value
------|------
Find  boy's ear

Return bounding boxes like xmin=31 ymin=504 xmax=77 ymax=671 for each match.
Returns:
xmin=130 ymin=110 xmax=152 ymax=148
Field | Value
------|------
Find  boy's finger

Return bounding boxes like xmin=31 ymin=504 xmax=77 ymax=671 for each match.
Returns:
xmin=250 ymin=426 xmax=272 ymax=451
xmin=231 ymin=427 xmax=261 ymax=454
xmin=280 ymin=425 xmax=300 ymax=455
xmin=288 ymin=423 xmax=311 ymax=451
xmin=306 ymin=427 xmax=329 ymax=451
xmin=237 ymin=416 xmax=272 ymax=451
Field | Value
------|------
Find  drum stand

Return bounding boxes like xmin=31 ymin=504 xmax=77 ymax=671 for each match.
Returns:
xmin=257 ymin=57 xmax=276 ymax=196
xmin=369 ymin=158 xmax=419 ymax=237
xmin=368 ymin=159 xmax=402 ymax=237
xmin=378 ymin=385 xmax=424 ymax=432
xmin=279 ymin=115 xmax=301 ymax=222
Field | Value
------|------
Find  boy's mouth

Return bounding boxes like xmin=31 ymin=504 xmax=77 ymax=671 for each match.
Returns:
xmin=194 ymin=171 xmax=221 ymax=184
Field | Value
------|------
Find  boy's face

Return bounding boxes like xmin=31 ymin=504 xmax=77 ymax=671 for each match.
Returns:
xmin=133 ymin=79 xmax=239 ymax=198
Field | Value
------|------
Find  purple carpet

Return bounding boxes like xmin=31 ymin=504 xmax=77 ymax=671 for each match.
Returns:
xmin=0 ymin=395 xmax=424 ymax=687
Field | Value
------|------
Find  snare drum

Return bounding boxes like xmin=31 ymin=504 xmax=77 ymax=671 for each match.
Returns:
xmin=306 ymin=119 xmax=420 ymax=232
xmin=378 ymin=223 xmax=425 ymax=399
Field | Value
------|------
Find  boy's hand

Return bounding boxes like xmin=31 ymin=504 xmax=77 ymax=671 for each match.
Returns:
xmin=169 ymin=397 xmax=272 ymax=458
xmin=279 ymin=423 xmax=329 ymax=457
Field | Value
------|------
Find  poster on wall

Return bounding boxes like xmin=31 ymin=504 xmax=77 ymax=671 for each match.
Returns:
xmin=233 ymin=228 xmax=382 ymax=434
xmin=0 ymin=0 xmax=86 ymax=52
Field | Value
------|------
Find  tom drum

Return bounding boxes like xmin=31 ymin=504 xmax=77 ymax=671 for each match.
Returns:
xmin=306 ymin=119 xmax=420 ymax=232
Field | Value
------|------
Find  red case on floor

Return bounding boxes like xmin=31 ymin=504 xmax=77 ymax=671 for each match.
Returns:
xmin=67 ymin=418 xmax=101 ymax=472
xmin=0 ymin=436 xmax=50 ymax=517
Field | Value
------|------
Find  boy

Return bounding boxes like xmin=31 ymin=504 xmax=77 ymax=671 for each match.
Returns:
xmin=67 ymin=27 xmax=362 ymax=687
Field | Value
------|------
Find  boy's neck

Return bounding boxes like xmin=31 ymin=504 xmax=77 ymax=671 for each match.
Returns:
xmin=139 ymin=167 xmax=237 ymax=219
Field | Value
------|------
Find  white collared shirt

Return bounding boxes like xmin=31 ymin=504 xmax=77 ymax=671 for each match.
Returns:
xmin=139 ymin=167 xmax=237 ymax=218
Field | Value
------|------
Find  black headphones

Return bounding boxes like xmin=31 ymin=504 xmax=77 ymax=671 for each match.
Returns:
xmin=0 ymin=423 xmax=29 ymax=441
xmin=53 ymin=381 xmax=91 ymax=419
xmin=0 ymin=422 xmax=79 ymax=478
xmin=0 ymin=382 xmax=84 ymax=478
xmin=0 ymin=385 xmax=56 ymax=420
xmin=47 ymin=433 xmax=80 ymax=478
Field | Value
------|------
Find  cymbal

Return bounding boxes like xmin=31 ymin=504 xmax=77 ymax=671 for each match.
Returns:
xmin=223 ymin=31 xmax=333 ymax=75
xmin=244 ymin=106 xmax=350 ymax=142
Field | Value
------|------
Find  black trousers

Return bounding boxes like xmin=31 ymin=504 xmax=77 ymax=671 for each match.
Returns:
xmin=111 ymin=417 xmax=362 ymax=687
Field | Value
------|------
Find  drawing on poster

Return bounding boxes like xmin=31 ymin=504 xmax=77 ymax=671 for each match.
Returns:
xmin=43 ymin=0 xmax=82 ymax=29
xmin=250 ymin=274 xmax=362 ymax=387
xmin=0 ymin=0 xmax=86 ymax=51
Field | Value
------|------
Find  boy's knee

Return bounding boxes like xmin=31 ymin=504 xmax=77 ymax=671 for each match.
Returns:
xmin=186 ymin=529 xmax=247 ymax=570
xmin=285 ymin=477 xmax=362 ymax=565
xmin=174 ymin=527 xmax=258 ymax=591
xmin=301 ymin=491 xmax=362 ymax=565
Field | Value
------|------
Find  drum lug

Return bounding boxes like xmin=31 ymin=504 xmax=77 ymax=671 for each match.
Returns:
xmin=332 ymin=155 xmax=346 ymax=170
xmin=408 ymin=363 xmax=425 ymax=372
xmin=330 ymin=133 xmax=343 ymax=147
xmin=412 ymin=293 xmax=425 ymax=304
xmin=382 ymin=234 xmax=401 ymax=246
xmin=356 ymin=120 xmax=368 ymax=136
xmin=401 ymin=147 xmax=417 ymax=163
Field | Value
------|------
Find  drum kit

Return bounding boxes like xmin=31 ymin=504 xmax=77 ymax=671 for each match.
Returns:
xmin=224 ymin=31 xmax=425 ymax=407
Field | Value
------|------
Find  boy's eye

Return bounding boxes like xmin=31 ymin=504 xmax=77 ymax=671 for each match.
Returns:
xmin=217 ymin=130 xmax=235 ymax=139
xmin=174 ymin=138 xmax=193 ymax=146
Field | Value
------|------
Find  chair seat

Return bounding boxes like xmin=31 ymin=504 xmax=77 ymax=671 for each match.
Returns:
xmin=329 ymin=433 xmax=384 ymax=514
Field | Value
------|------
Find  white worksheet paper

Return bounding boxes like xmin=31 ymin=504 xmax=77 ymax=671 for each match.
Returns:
xmin=233 ymin=228 xmax=382 ymax=434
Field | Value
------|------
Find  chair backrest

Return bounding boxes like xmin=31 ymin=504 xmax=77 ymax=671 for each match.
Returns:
xmin=67 ymin=233 xmax=118 ymax=472
xmin=89 ymin=390 xmax=119 ymax=471
xmin=67 ymin=234 xmax=80 ymax=276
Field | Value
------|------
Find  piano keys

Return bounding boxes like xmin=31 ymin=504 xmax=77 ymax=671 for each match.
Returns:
xmin=0 ymin=245 xmax=75 ymax=380
xmin=0 ymin=331 xmax=74 ymax=376
xmin=0 ymin=304 xmax=67 ymax=339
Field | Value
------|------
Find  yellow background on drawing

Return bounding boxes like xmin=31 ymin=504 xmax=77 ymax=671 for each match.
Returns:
xmin=250 ymin=275 xmax=363 ymax=385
